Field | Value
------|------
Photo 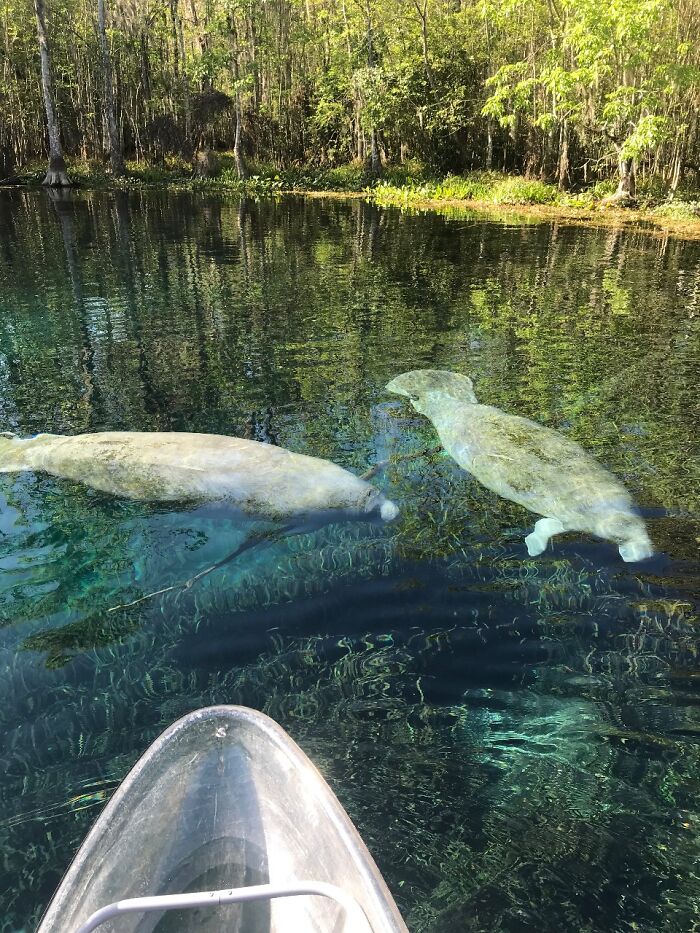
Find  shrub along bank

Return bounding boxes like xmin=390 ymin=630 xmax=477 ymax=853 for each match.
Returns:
xmin=5 ymin=155 xmax=700 ymax=236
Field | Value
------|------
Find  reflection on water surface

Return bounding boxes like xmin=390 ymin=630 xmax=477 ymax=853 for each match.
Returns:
xmin=0 ymin=189 xmax=698 ymax=931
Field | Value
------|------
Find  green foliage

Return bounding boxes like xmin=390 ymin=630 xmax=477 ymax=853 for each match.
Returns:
xmin=481 ymin=0 xmax=699 ymax=194
xmin=34 ymin=155 xmax=694 ymax=224
xmin=3 ymin=0 xmax=700 ymax=196
xmin=651 ymin=200 xmax=700 ymax=220
xmin=489 ymin=176 xmax=558 ymax=205
xmin=371 ymin=172 xmax=559 ymax=207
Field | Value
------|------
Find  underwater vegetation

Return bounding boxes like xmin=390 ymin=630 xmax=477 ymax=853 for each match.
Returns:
xmin=1 ymin=498 xmax=698 ymax=931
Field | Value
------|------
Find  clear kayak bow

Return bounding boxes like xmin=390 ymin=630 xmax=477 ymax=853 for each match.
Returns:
xmin=37 ymin=705 xmax=408 ymax=933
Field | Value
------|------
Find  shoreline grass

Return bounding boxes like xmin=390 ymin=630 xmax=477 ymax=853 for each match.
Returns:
xmin=4 ymin=153 xmax=700 ymax=239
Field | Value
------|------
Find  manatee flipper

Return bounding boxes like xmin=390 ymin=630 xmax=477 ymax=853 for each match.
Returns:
xmin=525 ymin=518 xmax=565 ymax=556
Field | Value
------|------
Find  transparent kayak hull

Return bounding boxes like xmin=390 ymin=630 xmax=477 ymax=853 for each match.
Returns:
xmin=37 ymin=706 xmax=408 ymax=933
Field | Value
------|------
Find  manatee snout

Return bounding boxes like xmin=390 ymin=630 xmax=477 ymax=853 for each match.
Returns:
xmin=379 ymin=499 xmax=400 ymax=521
xmin=365 ymin=488 xmax=400 ymax=522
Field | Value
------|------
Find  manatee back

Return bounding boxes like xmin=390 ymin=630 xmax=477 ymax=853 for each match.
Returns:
xmin=438 ymin=404 xmax=635 ymax=523
xmin=15 ymin=431 xmax=382 ymax=517
xmin=25 ymin=432 xmax=196 ymax=500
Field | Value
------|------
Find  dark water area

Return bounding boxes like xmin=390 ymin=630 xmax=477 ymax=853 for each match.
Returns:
xmin=0 ymin=189 xmax=698 ymax=931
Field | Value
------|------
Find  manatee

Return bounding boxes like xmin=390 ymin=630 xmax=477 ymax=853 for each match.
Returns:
xmin=0 ymin=431 xmax=399 ymax=523
xmin=386 ymin=370 xmax=653 ymax=562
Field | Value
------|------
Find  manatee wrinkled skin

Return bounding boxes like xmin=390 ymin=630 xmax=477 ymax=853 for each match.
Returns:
xmin=0 ymin=431 xmax=399 ymax=522
xmin=386 ymin=370 xmax=653 ymax=562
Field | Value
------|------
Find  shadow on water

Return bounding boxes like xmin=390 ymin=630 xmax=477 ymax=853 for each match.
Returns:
xmin=0 ymin=188 xmax=698 ymax=931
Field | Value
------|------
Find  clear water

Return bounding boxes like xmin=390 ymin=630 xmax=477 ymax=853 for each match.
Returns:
xmin=0 ymin=189 xmax=698 ymax=932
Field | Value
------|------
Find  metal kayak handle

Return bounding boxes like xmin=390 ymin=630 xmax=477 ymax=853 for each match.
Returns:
xmin=75 ymin=879 xmax=375 ymax=933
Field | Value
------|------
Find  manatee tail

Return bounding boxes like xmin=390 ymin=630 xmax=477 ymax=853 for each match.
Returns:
xmin=0 ymin=432 xmax=32 ymax=472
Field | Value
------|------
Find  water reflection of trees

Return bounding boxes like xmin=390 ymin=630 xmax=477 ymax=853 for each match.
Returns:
xmin=0 ymin=188 xmax=698 ymax=633
xmin=1 ymin=191 xmax=697 ymax=487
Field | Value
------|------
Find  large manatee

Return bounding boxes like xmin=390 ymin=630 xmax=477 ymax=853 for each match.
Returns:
xmin=0 ymin=431 xmax=399 ymax=522
xmin=386 ymin=370 xmax=652 ymax=562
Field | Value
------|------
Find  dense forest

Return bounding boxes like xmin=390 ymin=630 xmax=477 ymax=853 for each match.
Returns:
xmin=1 ymin=0 xmax=699 ymax=197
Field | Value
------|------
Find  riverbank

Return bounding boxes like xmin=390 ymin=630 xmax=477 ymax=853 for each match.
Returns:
xmin=4 ymin=154 xmax=700 ymax=240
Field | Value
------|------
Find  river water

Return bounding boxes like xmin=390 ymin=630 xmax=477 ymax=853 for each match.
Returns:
xmin=0 ymin=189 xmax=698 ymax=931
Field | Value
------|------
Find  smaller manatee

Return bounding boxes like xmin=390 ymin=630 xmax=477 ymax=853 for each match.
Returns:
xmin=386 ymin=370 xmax=653 ymax=562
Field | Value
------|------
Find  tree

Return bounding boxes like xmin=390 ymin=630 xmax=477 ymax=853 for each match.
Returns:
xmin=33 ymin=0 xmax=72 ymax=185
xmin=482 ymin=0 xmax=698 ymax=198
xmin=225 ymin=0 xmax=249 ymax=180
xmin=97 ymin=0 xmax=125 ymax=175
xmin=358 ymin=0 xmax=382 ymax=176
xmin=0 ymin=0 xmax=696 ymax=196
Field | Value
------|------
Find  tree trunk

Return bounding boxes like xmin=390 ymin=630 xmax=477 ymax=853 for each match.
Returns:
xmin=614 ymin=156 xmax=636 ymax=202
xmin=194 ymin=147 xmax=219 ymax=177
xmin=668 ymin=144 xmax=683 ymax=200
xmin=233 ymin=92 xmax=248 ymax=179
xmin=483 ymin=4 xmax=494 ymax=172
xmin=365 ymin=6 xmax=381 ymax=178
xmin=557 ymin=120 xmax=570 ymax=190
xmin=339 ymin=0 xmax=359 ymax=162
xmin=370 ymin=127 xmax=381 ymax=177
xmin=486 ymin=117 xmax=494 ymax=170
xmin=34 ymin=0 xmax=71 ymax=186
xmin=416 ymin=3 xmax=435 ymax=91
xmin=229 ymin=8 xmax=248 ymax=179
xmin=176 ymin=6 xmax=191 ymax=149
xmin=97 ymin=0 xmax=124 ymax=176
xmin=602 ymin=153 xmax=636 ymax=206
